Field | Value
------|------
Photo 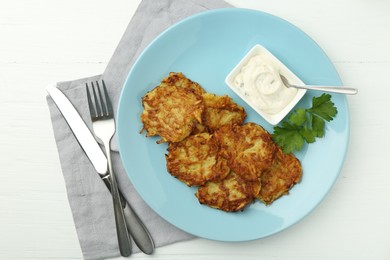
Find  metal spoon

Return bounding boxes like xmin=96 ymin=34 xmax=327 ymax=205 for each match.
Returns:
xmin=280 ymin=74 xmax=358 ymax=95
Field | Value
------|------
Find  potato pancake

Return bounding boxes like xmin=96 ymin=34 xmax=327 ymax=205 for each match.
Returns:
xmin=201 ymin=93 xmax=246 ymax=132
xmin=141 ymin=85 xmax=204 ymax=143
xmin=166 ymin=133 xmax=229 ymax=186
xmin=257 ymin=147 xmax=302 ymax=205
xmin=160 ymin=72 xmax=205 ymax=96
xmin=214 ymin=123 xmax=277 ymax=182
xmin=195 ymin=171 xmax=261 ymax=212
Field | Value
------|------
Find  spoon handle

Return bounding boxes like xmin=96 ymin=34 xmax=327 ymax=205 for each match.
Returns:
xmin=292 ymin=84 xmax=358 ymax=95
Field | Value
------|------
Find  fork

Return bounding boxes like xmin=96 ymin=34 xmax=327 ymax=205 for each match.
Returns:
xmin=86 ymin=80 xmax=132 ymax=257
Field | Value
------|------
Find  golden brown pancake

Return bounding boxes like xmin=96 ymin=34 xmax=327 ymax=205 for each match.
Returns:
xmin=201 ymin=93 xmax=246 ymax=132
xmin=214 ymin=123 xmax=277 ymax=182
xmin=166 ymin=133 xmax=229 ymax=186
xmin=195 ymin=171 xmax=261 ymax=212
xmin=141 ymin=84 xmax=204 ymax=143
xmin=257 ymin=146 xmax=302 ymax=205
xmin=160 ymin=72 xmax=206 ymax=96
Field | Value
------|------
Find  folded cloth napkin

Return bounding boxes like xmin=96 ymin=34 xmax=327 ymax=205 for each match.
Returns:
xmin=47 ymin=0 xmax=232 ymax=259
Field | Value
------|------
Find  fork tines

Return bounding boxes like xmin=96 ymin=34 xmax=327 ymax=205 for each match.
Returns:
xmin=86 ymin=80 xmax=114 ymax=120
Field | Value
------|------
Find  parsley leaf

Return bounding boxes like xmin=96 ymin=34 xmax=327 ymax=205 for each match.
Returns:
xmin=288 ymin=108 xmax=307 ymax=126
xmin=307 ymin=93 xmax=338 ymax=121
xmin=272 ymin=94 xmax=337 ymax=153
xmin=310 ymin=114 xmax=325 ymax=137
xmin=300 ymin=127 xmax=316 ymax=143
xmin=273 ymin=122 xmax=305 ymax=154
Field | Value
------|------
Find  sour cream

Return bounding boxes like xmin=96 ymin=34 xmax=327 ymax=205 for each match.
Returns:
xmin=233 ymin=54 xmax=297 ymax=115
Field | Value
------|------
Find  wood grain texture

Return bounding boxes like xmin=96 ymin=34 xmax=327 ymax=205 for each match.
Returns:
xmin=1 ymin=0 xmax=389 ymax=259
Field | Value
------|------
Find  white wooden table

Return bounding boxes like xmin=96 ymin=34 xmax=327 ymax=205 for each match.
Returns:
xmin=1 ymin=0 xmax=389 ymax=259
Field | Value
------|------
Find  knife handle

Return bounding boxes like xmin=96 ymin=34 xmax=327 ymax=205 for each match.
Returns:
xmin=101 ymin=175 xmax=154 ymax=254
xmin=122 ymin=201 xmax=154 ymax=255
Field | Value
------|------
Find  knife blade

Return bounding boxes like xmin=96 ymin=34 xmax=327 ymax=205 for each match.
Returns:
xmin=47 ymin=85 xmax=108 ymax=174
xmin=47 ymin=84 xmax=154 ymax=254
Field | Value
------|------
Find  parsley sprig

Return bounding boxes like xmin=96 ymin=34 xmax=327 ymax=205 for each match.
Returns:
xmin=272 ymin=94 xmax=338 ymax=154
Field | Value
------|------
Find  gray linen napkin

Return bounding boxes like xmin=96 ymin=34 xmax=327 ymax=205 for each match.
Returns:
xmin=47 ymin=0 xmax=232 ymax=259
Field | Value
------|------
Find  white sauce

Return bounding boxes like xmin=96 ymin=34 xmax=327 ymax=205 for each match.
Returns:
xmin=233 ymin=54 xmax=297 ymax=115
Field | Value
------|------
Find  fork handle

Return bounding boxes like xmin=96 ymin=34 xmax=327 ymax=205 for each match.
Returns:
xmin=104 ymin=143 xmax=132 ymax=257
xmin=101 ymin=175 xmax=127 ymax=208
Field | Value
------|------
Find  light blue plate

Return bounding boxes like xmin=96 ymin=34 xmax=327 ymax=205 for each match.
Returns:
xmin=117 ymin=8 xmax=349 ymax=242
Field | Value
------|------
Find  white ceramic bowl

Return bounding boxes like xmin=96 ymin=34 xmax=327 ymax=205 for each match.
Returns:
xmin=225 ymin=44 xmax=307 ymax=125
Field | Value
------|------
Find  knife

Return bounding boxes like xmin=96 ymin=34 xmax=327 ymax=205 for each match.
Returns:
xmin=47 ymin=84 xmax=154 ymax=255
